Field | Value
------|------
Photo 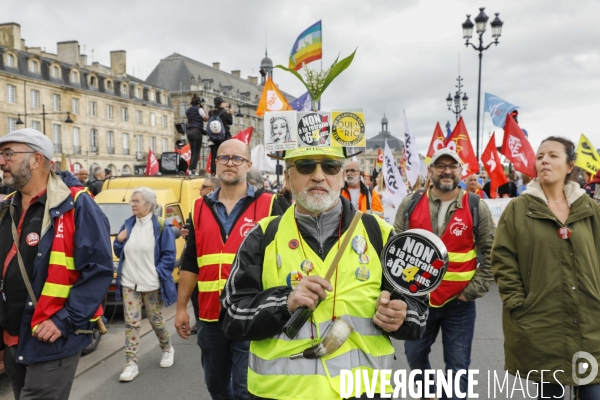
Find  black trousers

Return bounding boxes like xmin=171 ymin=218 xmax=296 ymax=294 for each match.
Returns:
xmin=186 ymin=128 xmax=203 ymax=172
xmin=4 ymin=345 xmax=81 ymax=400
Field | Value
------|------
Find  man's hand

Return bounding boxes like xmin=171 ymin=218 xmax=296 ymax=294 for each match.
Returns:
xmin=32 ymin=320 xmax=62 ymax=343
xmin=181 ymin=227 xmax=189 ymax=239
xmin=288 ymin=276 xmax=332 ymax=312
xmin=457 ymin=293 xmax=468 ymax=302
xmin=373 ymin=290 xmax=407 ymax=332
xmin=116 ymin=229 xmax=128 ymax=243
xmin=175 ymin=309 xmax=191 ymax=340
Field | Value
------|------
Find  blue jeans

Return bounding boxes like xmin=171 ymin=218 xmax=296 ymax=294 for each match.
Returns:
xmin=404 ymin=298 xmax=476 ymax=400
xmin=539 ymin=383 xmax=600 ymax=399
xmin=197 ymin=321 xmax=250 ymax=400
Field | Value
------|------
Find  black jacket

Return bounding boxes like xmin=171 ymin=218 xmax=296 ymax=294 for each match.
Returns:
xmin=219 ymin=197 xmax=428 ymax=342
xmin=87 ymin=177 xmax=104 ymax=196
xmin=185 ymin=105 xmax=205 ymax=130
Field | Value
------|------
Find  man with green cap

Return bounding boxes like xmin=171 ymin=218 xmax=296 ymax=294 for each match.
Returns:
xmin=220 ymin=146 xmax=428 ymax=399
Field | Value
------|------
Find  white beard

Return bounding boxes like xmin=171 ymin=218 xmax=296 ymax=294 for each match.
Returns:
xmin=292 ymin=184 xmax=339 ymax=214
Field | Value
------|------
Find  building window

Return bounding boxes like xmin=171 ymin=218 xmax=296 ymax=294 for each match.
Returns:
xmin=106 ymin=80 xmax=113 ymax=90
xmin=73 ymin=162 xmax=82 ymax=173
xmin=122 ymin=84 xmax=128 ymax=94
xmin=90 ymin=129 xmax=98 ymax=152
xmin=106 ymin=105 xmax=113 ymax=119
xmin=72 ymin=98 xmax=79 ymax=115
xmin=107 ymin=131 xmax=114 ymax=154
xmin=90 ymin=76 xmax=96 ymax=86
xmin=149 ymin=91 xmax=155 ymax=101
xmin=122 ymin=133 xmax=129 ymax=155
xmin=135 ymin=87 xmax=141 ymax=98
xmin=32 ymin=120 xmax=41 ymax=131
xmin=6 ymin=84 xmax=16 ymax=103
xmin=136 ymin=135 xmax=143 ymax=153
xmin=73 ymin=127 xmax=81 ymax=154
xmin=150 ymin=137 xmax=156 ymax=152
xmin=162 ymin=115 xmax=168 ymax=128
xmin=7 ymin=117 xmax=17 ymax=133
xmin=53 ymin=124 xmax=62 ymax=152
xmin=122 ymin=107 xmax=128 ymax=122
xmin=53 ymin=94 xmax=61 ymax=111
xmin=161 ymin=93 xmax=167 ymax=104
xmin=162 ymin=138 xmax=168 ymax=153
xmin=31 ymin=89 xmax=40 ymax=107
xmin=150 ymin=113 xmax=156 ymax=127
xmin=52 ymin=66 xmax=60 ymax=78
xmin=71 ymin=70 xmax=79 ymax=83
xmin=136 ymin=110 xmax=143 ymax=124
xmin=29 ymin=60 xmax=39 ymax=73
xmin=6 ymin=53 xmax=15 ymax=67
xmin=89 ymin=101 xmax=97 ymax=117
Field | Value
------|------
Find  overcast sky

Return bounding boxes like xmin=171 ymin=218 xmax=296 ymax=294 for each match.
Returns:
xmin=5 ymin=0 xmax=600 ymax=154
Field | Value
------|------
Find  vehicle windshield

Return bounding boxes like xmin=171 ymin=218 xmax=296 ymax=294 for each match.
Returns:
xmin=98 ymin=204 xmax=133 ymax=235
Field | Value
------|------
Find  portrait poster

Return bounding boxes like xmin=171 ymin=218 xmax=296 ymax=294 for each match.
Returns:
xmin=264 ymin=111 xmax=298 ymax=152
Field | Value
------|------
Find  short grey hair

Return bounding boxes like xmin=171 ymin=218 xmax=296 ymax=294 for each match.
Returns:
xmin=92 ymin=165 xmax=103 ymax=177
xmin=131 ymin=187 xmax=158 ymax=212
xmin=247 ymin=168 xmax=263 ymax=187
xmin=207 ymin=176 xmax=221 ymax=189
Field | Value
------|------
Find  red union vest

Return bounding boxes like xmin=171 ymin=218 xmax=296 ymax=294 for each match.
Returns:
xmin=193 ymin=192 xmax=275 ymax=321
xmin=408 ymin=191 xmax=477 ymax=307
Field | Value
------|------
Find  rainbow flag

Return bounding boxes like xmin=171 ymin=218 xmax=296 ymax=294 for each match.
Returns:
xmin=289 ymin=21 xmax=322 ymax=71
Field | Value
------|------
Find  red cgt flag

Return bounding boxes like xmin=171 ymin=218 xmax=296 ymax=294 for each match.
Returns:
xmin=145 ymin=148 xmax=159 ymax=176
xmin=233 ymin=126 xmax=253 ymax=144
xmin=481 ymin=133 xmax=509 ymax=199
xmin=445 ymin=117 xmax=479 ymax=175
xmin=376 ymin=148 xmax=383 ymax=169
xmin=426 ymin=122 xmax=446 ymax=165
xmin=501 ymin=114 xmax=536 ymax=178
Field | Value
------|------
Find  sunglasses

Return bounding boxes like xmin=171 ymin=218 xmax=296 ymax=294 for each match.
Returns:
xmin=289 ymin=159 xmax=343 ymax=175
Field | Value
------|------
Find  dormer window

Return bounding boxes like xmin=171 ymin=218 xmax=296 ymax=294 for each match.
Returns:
xmin=122 ymin=83 xmax=128 ymax=94
xmin=106 ymin=80 xmax=113 ymax=90
xmin=29 ymin=59 xmax=40 ymax=73
xmin=149 ymin=91 xmax=155 ymax=101
xmin=161 ymin=93 xmax=167 ymax=104
xmin=6 ymin=53 xmax=15 ymax=68
xmin=89 ymin=75 xmax=97 ymax=87
xmin=71 ymin=70 xmax=79 ymax=83
xmin=52 ymin=65 xmax=60 ymax=78
xmin=135 ymin=87 xmax=142 ymax=98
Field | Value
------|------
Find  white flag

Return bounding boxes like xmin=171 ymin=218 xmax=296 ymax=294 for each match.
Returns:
xmin=383 ymin=139 xmax=408 ymax=207
xmin=403 ymin=110 xmax=421 ymax=188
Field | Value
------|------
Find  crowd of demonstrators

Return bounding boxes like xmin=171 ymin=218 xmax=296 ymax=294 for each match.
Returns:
xmin=208 ymin=97 xmax=233 ymax=174
xmin=394 ymin=148 xmax=496 ymax=398
xmin=0 ymin=129 xmax=113 ymax=399
xmin=186 ymin=94 xmax=209 ymax=175
xmin=584 ymin=170 xmax=600 ymax=204
xmin=493 ymin=136 xmax=600 ymax=400
xmin=113 ymin=187 xmax=177 ymax=382
xmin=220 ymin=146 xmax=428 ymax=399
xmin=341 ymin=160 xmax=384 ymax=216
xmin=175 ymin=139 xmax=287 ymax=400
xmin=88 ymin=165 xmax=105 ymax=196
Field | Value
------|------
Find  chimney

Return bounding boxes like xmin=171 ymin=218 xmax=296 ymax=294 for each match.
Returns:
xmin=231 ymin=70 xmax=241 ymax=78
xmin=57 ymin=41 xmax=80 ymax=64
xmin=247 ymin=76 xmax=258 ymax=85
xmin=110 ymin=50 xmax=127 ymax=77
xmin=79 ymin=54 xmax=88 ymax=65
xmin=212 ymin=62 xmax=220 ymax=70
xmin=0 ymin=23 xmax=22 ymax=50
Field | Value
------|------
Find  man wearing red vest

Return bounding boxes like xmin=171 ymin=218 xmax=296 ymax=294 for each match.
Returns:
xmin=394 ymin=148 xmax=495 ymax=400
xmin=175 ymin=139 xmax=287 ymax=400
xmin=0 ymin=129 xmax=113 ymax=399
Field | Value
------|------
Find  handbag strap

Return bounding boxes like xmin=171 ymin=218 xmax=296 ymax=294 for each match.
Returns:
xmin=9 ymin=205 xmax=38 ymax=307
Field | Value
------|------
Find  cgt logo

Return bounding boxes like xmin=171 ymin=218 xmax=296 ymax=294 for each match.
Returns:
xmin=572 ymin=351 xmax=598 ymax=385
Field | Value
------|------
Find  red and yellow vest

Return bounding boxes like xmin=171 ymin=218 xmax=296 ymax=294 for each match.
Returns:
xmin=193 ymin=193 xmax=275 ymax=322
xmin=409 ymin=191 xmax=477 ymax=307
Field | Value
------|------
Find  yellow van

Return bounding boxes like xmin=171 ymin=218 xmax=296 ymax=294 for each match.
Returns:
xmin=94 ymin=175 xmax=204 ymax=302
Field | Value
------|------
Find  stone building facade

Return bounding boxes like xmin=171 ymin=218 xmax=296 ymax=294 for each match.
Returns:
xmin=0 ymin=22 xmax=174 ymax=176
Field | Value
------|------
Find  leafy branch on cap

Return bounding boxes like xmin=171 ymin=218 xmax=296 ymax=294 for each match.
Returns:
xmin=275 ymin=49 xmax=357 ymax=112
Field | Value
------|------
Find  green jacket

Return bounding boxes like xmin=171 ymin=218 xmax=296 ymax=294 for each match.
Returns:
xmin=394 ymin=188 xmax=496 ymax=301
xmin=492 ymin=181 xmax=600 ymax=385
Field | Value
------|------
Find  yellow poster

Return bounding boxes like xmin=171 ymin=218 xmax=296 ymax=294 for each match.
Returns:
xmin=331 ymin=111 xmax=366 ymax=147
xmin=575 ymin=134 xmax=600 ymax=174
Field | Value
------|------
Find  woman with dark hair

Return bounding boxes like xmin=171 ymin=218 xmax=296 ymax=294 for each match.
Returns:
xmin=492 ymin=136 xmax=600 ymax=399
xmin=185 ymin=94 xmax=208 ymax=175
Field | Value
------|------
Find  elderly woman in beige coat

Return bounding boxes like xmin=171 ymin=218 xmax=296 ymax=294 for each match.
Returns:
xmin=492 ymin=136 xmax=600 ymax=400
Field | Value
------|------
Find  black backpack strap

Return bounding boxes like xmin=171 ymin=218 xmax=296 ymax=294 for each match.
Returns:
xmin=361 ymin=213 xmax=383 ymax=256
xmin=467 ymin=192 xmax=480 ymax=240
xmin=403 ymin=189 xmax=426 ymax=230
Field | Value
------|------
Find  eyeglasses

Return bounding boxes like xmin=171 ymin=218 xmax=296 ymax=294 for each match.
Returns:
xmin=0 ymin=150 xmax=36 ymax=161
xmin=130 ymin=200 xmax=143 ymax=205
xmin=345 ymin=168 xmax=359 ymax=174
xmin=432 ymin=163 xmax=461 ymax=172
xmin=201 ymin=185 xmax=214 ymax=190
xmin=216 ymin=155 xmax=250 ymax=166
xmin=288 ymin=159 xmax=343 ymax=175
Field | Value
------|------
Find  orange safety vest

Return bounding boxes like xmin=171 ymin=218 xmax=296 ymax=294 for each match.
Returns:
xmin=408 ymin=190 xmax=477 ymax=307
xmin=3 ymin=187 xmax=103 ymax=330
xmin=193 ymin=193 xmax=275 ymax=321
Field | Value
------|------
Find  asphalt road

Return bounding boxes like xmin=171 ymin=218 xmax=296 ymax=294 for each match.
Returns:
xmin=0 ymin=285 xmax=579 ymax=399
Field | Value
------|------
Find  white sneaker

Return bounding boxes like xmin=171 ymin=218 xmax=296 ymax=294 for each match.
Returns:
xmin=160 ymin=346 xmax=174 ymax=368
xmin=119 ymin=362 xmax=139 ymax=382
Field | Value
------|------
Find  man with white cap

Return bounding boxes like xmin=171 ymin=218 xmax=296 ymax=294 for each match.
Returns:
xmin=220 ymin=146 xmax=428 ymax=399
xmin=394 ymin=148 xmax=495 ymax=400
xmin=0 ymin=128 xmax=113 ymax=399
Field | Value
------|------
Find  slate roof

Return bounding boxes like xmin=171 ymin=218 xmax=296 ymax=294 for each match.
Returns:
xmin=366 ymin=115 xmax=404 ymax=152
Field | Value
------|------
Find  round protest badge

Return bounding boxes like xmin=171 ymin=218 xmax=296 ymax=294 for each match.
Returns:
xmin=289 ymin=239 xmax=299 ymax=249
xmin=286 ymin=271 xmax=303 ymax=289
xmin=355 ymin=266 xmax=371 ymax=282
xmin=296 ymin=112 xmax=331 ymax=147
xmin=352 ymin=236 xmax=367 ymax=255
xmin=358 ymin=254 xmax=370 ymax=264
xmin=331 ymin=112 xmax=366 ymax=146
xmin=380 ymin=229 xmax=449 ymax=296
xmin=26 ymin=232 xmax=40 ymax=246
xmin=300 ymin=260 xmax=314 ymax=274
xmin=558 ymin=226 xmax=571 ymax=240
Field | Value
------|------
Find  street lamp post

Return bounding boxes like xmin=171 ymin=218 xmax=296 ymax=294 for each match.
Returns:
xmin=15 ymin=104 xmax=73 ymax=134
xmin=446 ymin=75 xmax=469 ymax=122
xmin=462 ymin=7 xmax=504 ymax=158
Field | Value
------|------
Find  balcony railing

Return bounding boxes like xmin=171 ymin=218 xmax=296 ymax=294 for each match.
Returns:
xmin=53 ymin=144 xmax=62 ymax=153
xmin=136 ymin=152 xmax=144 ymax=160
xmin=91 ymin=146 xmax=98 ymax=153
xmin=107 ymin=147 xmax=114 ymax=154
xmin=123 ymin=148 xmax=130 ymax=155
xmin=73 ymin=145 xmax=81 ymax=154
